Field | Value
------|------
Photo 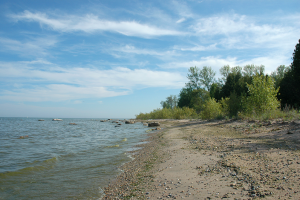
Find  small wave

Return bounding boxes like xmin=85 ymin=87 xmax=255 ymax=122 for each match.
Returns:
xmin=0 ymin=157 xmax=58 ymax=178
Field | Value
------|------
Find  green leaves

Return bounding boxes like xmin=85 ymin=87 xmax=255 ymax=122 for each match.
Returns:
xmin=186 ymin=66 xmax=216 ymax=91
xmin=243 ymin=75 xmax=280 ymax=114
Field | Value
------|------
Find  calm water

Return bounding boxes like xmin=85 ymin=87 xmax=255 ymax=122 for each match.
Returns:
xmin=0 ymin=117 xmax=149 ymax=200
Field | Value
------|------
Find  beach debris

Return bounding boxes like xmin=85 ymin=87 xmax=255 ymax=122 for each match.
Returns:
xmin=148 ymin=122 xmax=160 ymax=127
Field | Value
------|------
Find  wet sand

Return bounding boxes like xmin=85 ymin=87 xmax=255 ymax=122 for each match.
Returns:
xmin=103 ymin=119 xmax=300 ymax=200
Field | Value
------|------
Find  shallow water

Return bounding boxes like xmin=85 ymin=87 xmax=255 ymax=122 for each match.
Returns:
xmin=0 ymin=117 xmax=149 ymax=199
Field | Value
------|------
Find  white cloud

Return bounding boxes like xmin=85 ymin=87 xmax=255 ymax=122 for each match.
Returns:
xmin=0 ymin=36 xmax=57 ymax=57
xmin=191 ymin=14 xmax=299 ymax=50
xmin=0 ymin=61 xmax=186 ymax=102
xmin=111 ymin=45 xmax=179 ymax=60
xmin=160 ymin=53 xmax=291 ymax=75
xmin=0 ymin=85 xmax=127 ymax=102
xmin=161 ymin=56 xmax=238 ymax=71
xmin=174 ymin=44 xmax=217 ymax=51
xmin=9 ymin=11 xmax=183 ymax=38
xmin=176 ymin=18 xmax=186 ymax=23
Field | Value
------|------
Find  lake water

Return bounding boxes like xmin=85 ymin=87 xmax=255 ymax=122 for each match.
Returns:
xmin=0 ymin=117 xmax=149 ymax=199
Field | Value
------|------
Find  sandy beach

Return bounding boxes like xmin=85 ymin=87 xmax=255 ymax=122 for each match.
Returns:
xmin=103 ymin=119 xmax=300 ymax=200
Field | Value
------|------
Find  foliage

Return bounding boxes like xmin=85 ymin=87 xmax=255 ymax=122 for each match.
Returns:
xmin=279 ymin=39 xmax=300 ymax=108
xmin=219 ymin=65 xmax=231 ymax=85
xmin=200 ymin=66 xmax=216 ymax=91
xmin=243 ymin=64 xmax=265 ymax=77
xmin=177 ymin=87 xmax=193 ymax=108
xmin=218 ymin=97 xmax=229 ymax=116
xmin=227 ymin=91 xmax=242 ymax=117
xmin=200 ymin=98 xmax=223 ymax=120
xmin=135 ymin=107 xmax=197 ymax=120
xmin=209 ymin=83 xmax=222 ymax=100
xmin=160 ymin=95 xmax=178 ymax=109
xmin=186 ymin=66 xmax=216 ymax=91
xmin=270 ymin=65 xmax=288 ymax=89
xmin=238 ymin=108 xmax=300 ymax=121
xmin=137 ymin=41 xmax=300 ymax=121
xmin=242 ymin=75 xmax=280 ymax=114
xmin=190 ymin=88 xmax=210 ymax=113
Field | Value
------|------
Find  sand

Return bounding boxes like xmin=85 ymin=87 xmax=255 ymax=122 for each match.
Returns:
xmin=103 ymin=119 xmax=300 ymax=200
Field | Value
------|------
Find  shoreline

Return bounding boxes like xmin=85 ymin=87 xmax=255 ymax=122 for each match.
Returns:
xmin=102 ymin=119 xmax=300 ymax=199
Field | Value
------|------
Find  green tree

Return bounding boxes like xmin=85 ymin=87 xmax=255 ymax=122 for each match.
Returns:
xmin=210 ymin=82 xmax=222 ymax=100
xmin=190 ymin=88 xmax=210 ymax=113
xmin=186 ymin=66 xmax=216 ymax=91
xmin=279 ymin=39 xmax=300 ymax=108
xmin=160 ymin=95 xmax=178 ymax=109
xmin=178 ymin=87 xmax=193 ymax=108
xmin=243 ymin=64 xmax=264 ymax=77
xmin=231 ymin=66 xmax=242 ymax=75
xmin=270 ymin=65 xmax=288 ymax=89
xmin=219 ymin=65 xmax=231 ymax=85
xmin=243 ymin=75 xmax=280 ymax=114
xmin=201 ymin=98 xmax=223 ymax=120
xmin=200 ymin=66 xmax=216 ymax=91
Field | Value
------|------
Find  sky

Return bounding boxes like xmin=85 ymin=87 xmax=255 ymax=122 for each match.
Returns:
xmin=0 ymin=0 xmax=299 ymax=118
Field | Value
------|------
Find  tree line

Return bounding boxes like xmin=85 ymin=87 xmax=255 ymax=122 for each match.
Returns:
xmin=136 ymin=39 xmax=300 ymax=120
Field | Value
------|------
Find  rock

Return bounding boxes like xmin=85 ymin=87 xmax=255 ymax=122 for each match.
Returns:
xmin=125 ymin=120 xmax=135 ymax=124
xmin=148 ymin=122 xmax=160 ymax=127
xmin=38 ymin=119 xmax=44 ymax=121
xmin=100 ymin=120 xmax=106 ymax=122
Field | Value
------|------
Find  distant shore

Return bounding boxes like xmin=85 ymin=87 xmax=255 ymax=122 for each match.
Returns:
xmin=103 ymin=119 xmax=300 ymax=199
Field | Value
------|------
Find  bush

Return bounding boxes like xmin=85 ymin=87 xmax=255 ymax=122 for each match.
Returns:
xmin=242 ymin=75 xmax=280 ymax=115
xmin=135 ymin=107 xmax=197 ymax=120
xmin=200 ymin=98 xmax=223 ymax=120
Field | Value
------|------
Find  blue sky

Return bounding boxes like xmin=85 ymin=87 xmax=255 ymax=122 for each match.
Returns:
xmin=0 ymin=0 xmax=299 ymax=118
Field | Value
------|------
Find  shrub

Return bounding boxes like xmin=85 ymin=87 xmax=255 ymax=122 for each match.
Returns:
xmin=135 ymin=107 xmax=197 ymax=120
xmin=201 ymin=98 xmax=223 ymax=120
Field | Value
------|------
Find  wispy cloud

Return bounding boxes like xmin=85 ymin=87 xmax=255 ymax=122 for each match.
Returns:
xmin=176 ymin=18 xmax=186 ymax=23
xmin=0 ymin=85 xmax=128 ymax=102
xmin=111 ymin=45 xmax=179 ymax=61
xmin=0 ymin=60 xmax=186 ymax=102
xmin=0 ymin=36 xmax=57 ymax=57
xmin=160 ymin=53 xmax=291 ymax=75
xmin=9 ymin=11 xmax=183 ymax=38
xmin=191 ymin=14 xmax=299 ymax=49
xmin=173 ymin=44 xmax=217 ymax=51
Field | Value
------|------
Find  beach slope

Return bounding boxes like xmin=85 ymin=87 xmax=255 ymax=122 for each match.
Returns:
xmin=103 ymin=119 xmax=300 ymax=199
